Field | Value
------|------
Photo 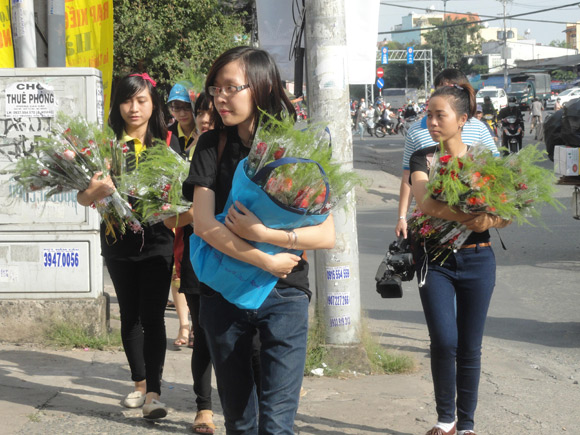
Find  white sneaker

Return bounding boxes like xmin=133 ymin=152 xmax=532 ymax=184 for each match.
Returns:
xmin=142 ymin=399 xmax=167 ymax=420
xmin=121 ymin=391 xmax=145 ymax=408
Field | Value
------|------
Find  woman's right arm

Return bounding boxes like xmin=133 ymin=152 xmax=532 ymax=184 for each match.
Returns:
xmin=193 ymin=186 xmax=301 ymax=279
xmin=77 ymin=172 xmax=115 ymax=206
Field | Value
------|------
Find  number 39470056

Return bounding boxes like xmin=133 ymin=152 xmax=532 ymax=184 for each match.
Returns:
xmin=43 ymin=251 xmax=79 ymax=268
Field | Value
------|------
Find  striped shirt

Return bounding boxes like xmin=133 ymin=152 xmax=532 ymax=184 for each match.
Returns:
xmin=402 ymin=116 xmax=499 ymax=170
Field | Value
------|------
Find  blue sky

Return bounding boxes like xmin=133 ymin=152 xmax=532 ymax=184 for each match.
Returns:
xmin=378 ymin=1 xmax=580 ymax=45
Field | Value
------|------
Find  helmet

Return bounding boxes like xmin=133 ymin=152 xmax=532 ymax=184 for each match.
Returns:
xmin=386 ymin=102 xmax=391 ymax=108
xmin=168 ymin=81 xmax=193 ymax=103
xmin=476 ymin=104 xmax=483 ymax=112
xmin=483 ymin=96 xmax=491 ymax=103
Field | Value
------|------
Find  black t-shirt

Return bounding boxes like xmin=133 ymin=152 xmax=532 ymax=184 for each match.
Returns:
xmin=409 ymin=145 xmax=490 ymax=246
xmin=101 ymin=136 xmax=181 ymax=261
xmin=182 ymin=127 xmax=310 ymax=298
xmin=168 ymin=122 xmax=193 ymax=160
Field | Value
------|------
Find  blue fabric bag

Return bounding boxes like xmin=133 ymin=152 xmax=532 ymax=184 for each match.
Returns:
xmin=190 ymin=157 xmax=329 ymax=309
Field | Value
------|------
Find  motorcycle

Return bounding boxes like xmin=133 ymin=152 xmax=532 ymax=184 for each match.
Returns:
xmin=374 ymin=118 xmax=399 ymax=138
xmin=400 ymin=114 xmax=417 ymax=138
xmin=483 ymin=113 xmax=497 ymax=136
xmin=501 ymin=116 xmax=523 ymax=154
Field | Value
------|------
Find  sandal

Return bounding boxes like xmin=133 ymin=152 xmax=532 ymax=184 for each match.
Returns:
xmin=192 ymin=410 xmax=216 ymax=434
xmin=174 ymin=325 xmax=190 ymax=347
xmin=187 ymin=327 xmax=194 ymax=349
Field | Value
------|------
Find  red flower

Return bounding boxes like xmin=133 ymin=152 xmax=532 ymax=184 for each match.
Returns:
xmin=439 ymin=155 xmax=452 ymax=164
xmin=80 ymin=147 xmax=92 ymax=156
xmin=458 ymin=160 xmax=464 ymax=169
xmin=450 ymin=170 xmax=458 ymax=180
xmin=439 ymin=168 xmax=447 ymax=175
xmin=163 ymin=184 xmax=171 ymax=192
xmin=273 ymin=147 xmax=285 ymax=160
xmin=314 ymin=186 xmax=327 ymax=204
xmin=122 ymin=144 xmax=129 ymax=153
xmin=40 ymin=169 xmax=49 ymax=176
xmin=467 ymin=196 xmax=485 ymax=206
xmin=256 ymin=142 xmax=267 ymax=156
xmin=518 ymin=182 xmax=528 ymax=190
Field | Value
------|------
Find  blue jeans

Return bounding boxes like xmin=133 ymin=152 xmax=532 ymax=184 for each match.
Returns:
xmin=418 ymin=246 xmax=495 ymax=431
xmin=199 ymin=285 xmax=309 ymax=435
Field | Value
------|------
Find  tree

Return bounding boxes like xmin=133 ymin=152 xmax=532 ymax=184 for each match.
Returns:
xmin=552 ymin=69 xmax=576 ymax=82
xmin=422 ymin=18 xmax=482 ymax=74
xmin=549 ymin=40 xmax=571 ymax=49
xmin=113 ymin=0 xmax=246 ymax=96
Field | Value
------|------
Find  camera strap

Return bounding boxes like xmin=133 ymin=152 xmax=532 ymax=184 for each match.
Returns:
xmin=418 ymin=242 xmax=428 ymax=287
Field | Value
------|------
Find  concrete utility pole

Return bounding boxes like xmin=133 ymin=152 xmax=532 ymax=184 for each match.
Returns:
xmin=11 ymin=0 xmax=37 ymax=67
xmin=48 ymin=0 xmax=66 ymax=67
xmin=443 ymin=0 xmax=448 ymax=69
xmin=502 ymin=0 xmax=509 ymax=90
xmin=305 ymin=0 xmax=361 ymax=345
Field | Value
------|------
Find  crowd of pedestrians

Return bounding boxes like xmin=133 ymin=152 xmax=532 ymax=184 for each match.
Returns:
xmin=70 ymin=33 xmax=525 ymax=433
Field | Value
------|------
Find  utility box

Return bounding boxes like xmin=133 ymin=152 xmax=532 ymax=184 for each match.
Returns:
xmin=0 ymin=68 xmax=106 ymax=341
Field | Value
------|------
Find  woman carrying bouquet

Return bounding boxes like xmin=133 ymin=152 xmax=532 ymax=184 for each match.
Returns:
xmin=183 ymin=46 xmax=335 ymax=434
xmin=409 ymin=83 xmax=510 ymax=435
xmin=77 ymin=73 xmax=180 ymax=419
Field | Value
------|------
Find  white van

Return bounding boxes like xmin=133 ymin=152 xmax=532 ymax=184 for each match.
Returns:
xmin=476 ymin=86 xmax=508 ymax=111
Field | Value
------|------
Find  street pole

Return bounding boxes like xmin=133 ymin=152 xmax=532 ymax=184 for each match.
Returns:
xmin=11 ymin=0 xmax=37 ymax=67
xmin=443 ymin=0 xmax=448 ymax=69
xmin=502 ymin=0 xmax=509 ymax=90
xmin=305 ymin=0 xmax=361 ymax=345
xmin=48 ymin=0 xmax=66 ymax=67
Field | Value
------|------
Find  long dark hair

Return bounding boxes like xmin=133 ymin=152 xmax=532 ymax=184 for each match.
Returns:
xmin=430 ymin=83 xmax=477 ymax=119
xmin=108 ymin=73 xmax=168 ymax=147
xmin=205 ymin=46 xmax=295 ymax=134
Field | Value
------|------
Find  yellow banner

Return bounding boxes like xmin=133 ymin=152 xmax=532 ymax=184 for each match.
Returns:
xmin=65 ymin=0 xmax=113 ymax=120
xmin=0 ymin=0 xmax=14 ymax=68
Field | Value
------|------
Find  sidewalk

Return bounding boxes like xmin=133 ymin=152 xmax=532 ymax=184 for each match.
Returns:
xmin=1 ymin=168 xmax=579 ymax=434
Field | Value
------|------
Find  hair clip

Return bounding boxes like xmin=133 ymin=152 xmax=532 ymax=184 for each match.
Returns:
xmin=129 ymin=73 xmax=157 ymax=87
xmin=450 ymin=84 xmax=464 ymax=91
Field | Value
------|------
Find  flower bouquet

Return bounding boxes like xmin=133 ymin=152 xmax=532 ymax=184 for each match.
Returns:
xmin=10 ymin=114 xmax=142 ymax=238
xmin=408 ymin=144 xmax=563 ymax=264
xmin=191 ymin=112 xmax=362 ymax=309
xmin=117 ymin=142 xmax=192 ymax=225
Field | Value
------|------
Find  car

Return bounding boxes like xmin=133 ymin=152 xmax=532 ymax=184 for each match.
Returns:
xmin=476 ymin=86 xmax=508 ymax=111
xmin=546 ymin=87 xmax=580 ymax=110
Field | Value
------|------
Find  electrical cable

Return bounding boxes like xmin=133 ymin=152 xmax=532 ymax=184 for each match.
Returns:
xmin=379 ymin=1 xmax=580 ymax=34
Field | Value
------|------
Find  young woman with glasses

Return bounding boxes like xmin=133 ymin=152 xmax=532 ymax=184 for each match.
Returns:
xmin=182 ymin=46 xmax=335 ymax=434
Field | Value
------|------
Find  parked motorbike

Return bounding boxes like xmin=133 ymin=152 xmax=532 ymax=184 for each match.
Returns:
xmin=501 ymin=116 xmax=523 ymax=154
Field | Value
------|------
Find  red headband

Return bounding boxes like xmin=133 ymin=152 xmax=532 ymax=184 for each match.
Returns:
xmin=129 ymin=73 xmax=157 ymax=87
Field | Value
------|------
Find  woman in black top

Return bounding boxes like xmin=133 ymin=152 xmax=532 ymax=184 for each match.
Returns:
xmin=409 ymin=84 xmax=509 ymax=435
xmin=78 ymin=73 xmax=180 ymax=420
xmin=183 ymin=46 xmax=335 ymax=434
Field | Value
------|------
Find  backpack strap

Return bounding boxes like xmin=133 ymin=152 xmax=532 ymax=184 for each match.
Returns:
xmin=166 ymin=130 xmax=172 ymax=146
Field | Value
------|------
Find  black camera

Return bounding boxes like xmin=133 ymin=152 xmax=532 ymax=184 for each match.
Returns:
xmin=375 ymin=237 xmax=415 ymax=298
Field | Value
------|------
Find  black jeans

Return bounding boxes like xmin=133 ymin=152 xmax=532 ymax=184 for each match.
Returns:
xmin=105 ymin=256 xmax=172 ymax=395
xmin=184 ymin=293 xmax=213 ymax=411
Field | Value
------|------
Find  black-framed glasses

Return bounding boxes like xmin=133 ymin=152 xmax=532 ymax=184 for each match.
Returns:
xmin=168 ymin=103 xmax=192 ymax=113
xmin=208 ymin=84 xmax=250 ymax=97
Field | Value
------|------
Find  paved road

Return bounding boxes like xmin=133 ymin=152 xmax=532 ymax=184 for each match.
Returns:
xmin=350 ymin=115 xmax=580 ymax=433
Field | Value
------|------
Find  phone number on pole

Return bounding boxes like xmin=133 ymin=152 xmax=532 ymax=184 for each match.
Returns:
xmin=326 ymin=265 xmax=350 ymax=281
xmin=42 ymin=249 xmax=80 ymax=268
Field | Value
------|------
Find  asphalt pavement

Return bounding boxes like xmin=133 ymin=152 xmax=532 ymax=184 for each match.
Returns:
xmin=1 ymin=114 xmax=580 ymax=434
